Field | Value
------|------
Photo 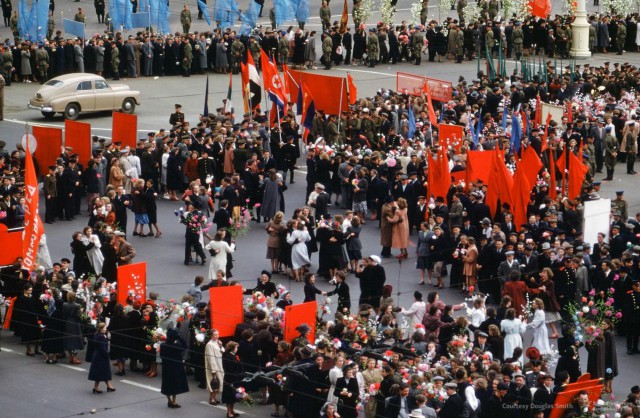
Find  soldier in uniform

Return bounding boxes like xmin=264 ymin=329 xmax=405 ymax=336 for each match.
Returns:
xmin=0 ymin=73 xmax=4 ymax=121
xmin=622 ymin=122 xmax=638 ymax=174
xmin=624 ymin=279 xmax=640 ymax=355
xmin=170 ymin=103 xmax=185 ymax=126
xmin=47 ymin=11 xmax=55 ymax=40
xmin=326 ymin=114 xmax=340 ymax=146
xmin=319 ymin=1 xmax=331 ymax=31
xmin=248 ymin=36 xmax=261 ymax=68
xmin=485 ymin=24 xmax=494 ymax=58
xmin=231 ymin=37 xmax=245 ymax=74
xmin=360 ymin=108 xmax=376 ymax=145
xmin=604 ymin=126 xmax=618 ymax=181
xmin=452 ymin=24 xmax=464 ymax=63
xmin=1 ymin=46 xmax=12 ymax=85
xmin=411 ymin=28 xmax=424 ymax=65
xmin=488 ymin=0 xmax=498 ymax=21
xmin=366 ymin=28 xmax=379 ymax=68
xmin=512 ymin=21 xmax=524 ymax=60
xmin=612 ymin=191 xmax=629 ymax=221
xmin=617 ymin=19 xmax=627 ymax=55
xmin=182 ymin=36 xmax=193 ymax=77
xmin=10 ymin=10 xmax=18 ymax=44
xmin=35 ymin=44 xmax=49 ymax=84
xmin=43 ymin=165 xmax=57 ymax=224
xmin=111 ymin=41 xmax=120 ymax=80
xmin=457 ymin=0 xmax=466 ymax=24
xmin=420 ymin=0 xmax=429 ymax=26
xmin=181 ymin=5 xmax=192 ymax=34
xmin=269 ymin=7 xmax=276 ymax=31
xmin=73 ymin=7 xmax=85 ymax=23
xmin=322 ymin=31 xmax=333 ymax=70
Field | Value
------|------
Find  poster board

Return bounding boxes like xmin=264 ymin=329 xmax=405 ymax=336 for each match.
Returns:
xmin=33 ymin=126 xmax=63 ymax=176
xmin=209 ymin=285 xmax=244 ymax=338
xmin=396 ymin=72 xmax=453 ymax=102
xmin=284 ymin=301 xmax=317 ymax=344
xmin=112 ymin=112 xmax=138 ymax=149
xmin=438 ymin=124 xmax=465 ymax=152
xmin=64 ymin=120 xmax=92 ymax=165
xmin=540 ymin=102 xmax=564 ymax=126
xmin=549 ymin=384 xmax=604 ymax=418
xmin=116 ymin=262 xmax=146 ymax=304
xmin=583 ymin=199 xmax=611 ymax=247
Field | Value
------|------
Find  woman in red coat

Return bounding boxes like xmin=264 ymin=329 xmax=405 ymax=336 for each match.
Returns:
xmin=502 ymin=269 xmax=529 ymax=317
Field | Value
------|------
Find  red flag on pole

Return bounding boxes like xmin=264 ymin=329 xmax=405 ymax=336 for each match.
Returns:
xmin=423 ymin=82 xmax=439 ymax=128
xmin=568 ymin=151 xmax=590 ymax=199
xmin=529 ymin=0 xmax=551 ymax=19
xmin=540 ymin=113 xmax=553 ymax=152
xmin=339 ymin=0 xmax=349 ymax=34
xmin=347 ymin=73 xmax=357 ymax=105
xmin=22 ymin=137 xmax=44 ymax=271
xmin=556 ymin=150 xmax=566 ymax=197
xmin=548 ymin=149 xmax=557 ymax=200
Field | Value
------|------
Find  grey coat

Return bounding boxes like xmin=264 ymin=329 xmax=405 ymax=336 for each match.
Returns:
xmin=197 ymin=39 xmax=207 ymax=69
xmin=261 ymin=177 xmax=281 ymax=219
xmin=215 ymin=42 xmax=228 ymax=68
xmin=416 ymin=229 xmax=434 ymax=256
xmin=62 ymin=301 xmax=85 ymax=351
xmin=20 ymin=49 xmax=31 ymax=75
xmin=95 ymin=46 xmax=104 ymax=72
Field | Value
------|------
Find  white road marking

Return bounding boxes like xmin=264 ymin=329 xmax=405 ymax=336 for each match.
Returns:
xmin=199 ymin=401 xmax=245 ymax=414
xmin=331 ymin=67 xmax=396 ymax=77
xmin=120 ymin=379 xmax=161 ymax=392
xmin=0 ymin=347 xmax=17 ymax=353
xmin=59 ymin=364 xmax=87 ymax=372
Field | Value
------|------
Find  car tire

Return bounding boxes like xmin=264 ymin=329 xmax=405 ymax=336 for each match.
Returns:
xmin=121 ymin=98 xmax=136 ymax=114
xmin=41 ymin=111 xmax=55 ymax=118
xmin=64 ymin=103 xmax=80 ymax=120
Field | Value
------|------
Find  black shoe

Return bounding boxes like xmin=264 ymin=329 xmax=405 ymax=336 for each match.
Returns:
xmin=184 ymin=262 xmax=190 ymax=265
xmin=201 ymin=259 xmax=206 ymax=265
xmin=628 ymin=350 xmax=635 ymax=355
xmin=198 ymin=382 xmax=206 ymax=389
xmin=115 ymin=371 xmax=125 ymax=376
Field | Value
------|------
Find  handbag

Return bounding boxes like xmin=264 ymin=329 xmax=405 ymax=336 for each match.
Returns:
xmin=210 ymin=373 xmax=220 ymax=389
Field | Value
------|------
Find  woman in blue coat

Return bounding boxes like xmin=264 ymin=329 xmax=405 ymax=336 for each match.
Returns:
xmin=160 ymin=328 xmax=189 ymax=408
xmin=88 ymin=323 xmax=115 ymax=393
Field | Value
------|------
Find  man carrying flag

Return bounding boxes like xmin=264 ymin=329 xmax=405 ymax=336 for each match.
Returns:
xmin=260 ymin=49 xmax=288 ymax=116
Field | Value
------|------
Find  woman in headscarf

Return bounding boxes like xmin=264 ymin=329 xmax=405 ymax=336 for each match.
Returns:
xmin=160 ymin=328 xmax=189 ymax=408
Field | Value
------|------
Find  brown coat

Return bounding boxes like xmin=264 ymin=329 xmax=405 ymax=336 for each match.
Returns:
xmin=109 ymin=165 xmax=124 ymax=188
xmin=116 ymin=239 xmax=136 ymax=265
xmin=265 ymin=220 xmax=285 ymax=248
xmin=380 ymin=203 xmax=394 ymax=248
xmin=389 ymin=207 xmax=409 ymax=249
xmin=462 ymin=244 xmax=478 ymax=277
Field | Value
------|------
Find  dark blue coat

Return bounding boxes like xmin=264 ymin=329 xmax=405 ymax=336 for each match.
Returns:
xmin=88 ymin=333 xmax=112 ymax=382
xmin=160 ymin=335 xmax=189 ymax=396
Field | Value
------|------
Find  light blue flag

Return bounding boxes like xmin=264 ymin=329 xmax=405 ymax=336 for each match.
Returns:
xmin=214 ymin=0 xmax=233 ymax=25
xmin=295 ymin=0 xmax=309 ymax=24
xmin=197 ymin=0 xmax=212 ymax=26
xmin=123 ymin=0 xmax=133 ymax=30
xmin=158 ymin=0 xmax=170 ymax=33
xmin=108 ymin=0 xmax=121 ymax=30
xmin=139 ymin=0 xmax=149 ymax=12
xmin=274 ymin=0 xmax=295 ymax=26
xmin=220 ymin=0 xmax=238 ymax=29
xmin=511 ymin=114 xmax=522 ymax=154
xmin=149 ymin=0 xmax=160 ymax=27
xmin=17 ymin=0 xmax=28 ymax=40
xmin=131 ymin=12 xmax=150 ymax=28
xmin=407 ymin=106 xmax=416 ymax=139
xmin=26 ymin=0 xmax=38 ymax=41
xmin=36 ymin=0 xmax=50 ymax=41
xmin=239 ymin=0 xmax=258 ymax=36
xmin=62 ymin=18 xmax=85 ymax=38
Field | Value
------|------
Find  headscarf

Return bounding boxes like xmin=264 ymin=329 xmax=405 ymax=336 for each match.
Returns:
xmin=465 ymin=385 xmax=479 ymax=411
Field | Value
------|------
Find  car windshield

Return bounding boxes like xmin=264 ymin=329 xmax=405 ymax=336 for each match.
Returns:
xmin=44 ymin=80 xmax=63 ymax=87
xmin=94 ymin=80 xmax=109 ymax=90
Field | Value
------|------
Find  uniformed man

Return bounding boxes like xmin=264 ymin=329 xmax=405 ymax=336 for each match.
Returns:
xmin=322 ymin=31 xmax=333 ymax=70
xmin=231 ymin=36 xmax=245 ymax=74
xmin=366 ymin=28 xmax=379 ymax=68
xmin=182 ymin=37 xmax=193 ymax=77
xmin=0 ymin=73 xmax=4 ymax=120
xmin=35 ymin=43 xmax=49 ymax=84
xmin=73 ymin=7 xmax=85 ymax=23
xmin=10 ymin=11 xmax=19 ymax=44
xmin=180 ymin=5 xmax=192 ymax=34
xmin=457 ymin=0 xmax=466 ymax=23
xmin=420 ymin=0 xmax=429 ymax=26
xmin=411 ymin=28 xmax=424 ymax=65
xmin=360 ymin=108 xmax=376 ymax=144
xmin=623 ymin=122 xmax=638 ymax=174
xmin=111 ymin=41 xmax=120 ymax=80
xmin=604 ymin=126 xmax=618 ymax=181
xmin=47 ymin=11 xmax=55 ymax=40
xmin=451 ymin=24 xmax=464 ymax=63
xmin=248 ymin=36 xmax=261 ymax=67
xmin=269 ymin=7 xmax=276 ymax=30
xmin=170 ymin=104 xmax=185 ymax=126
xmin=43 ymin=165 xmax=57 ymax=224
xmin=617 ymin=19 xmax=627 ymax=55
xmin=612 ymin=191 xmax=629 ymax=221
xmin=488 ymin=0 xmax=498 ymax=20
xmin=319 ymin=1 xmax=331 ymax=31
xmin=512 ymin=21 xmax=524 ymax=60
xmin=326 ymin=114 xmax=340 ymax=146
xmin=485 ymin=24 xmax=495 ymax=57
xmin=624 ymin=279 xmax=640 ymax=355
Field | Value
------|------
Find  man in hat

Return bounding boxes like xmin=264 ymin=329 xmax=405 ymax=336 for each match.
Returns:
xmin=179 ymin=201 xmax=207 ymax=266
xmin=43 ymin=165 xmax=58 ymax=224
xmin=510 ymin=373 xmax=532 ymax=417
xmin=169 ymin=104 xmax=185 ymax=126
xmin=604 ymin=126 xmax=618 ymax=181
xmin=367 ymin=28 xmax=379 ymax=68
xmin=322 ymin=30 xmax=333 ymax=70
xmin=114 ymin=230 xmax=136 ymax=267
xmin=385 ymin=382 xmax=417 ymax=418
xmin=624 ymin=279 xmax=640 ymax=355
xmin=532 ymin=374 xmax=555 ymax=418
xmin=355 ymin=255 xmax=386 ymax=309
xmin=612 ymin=191 xmax=629 ymax=220
xmin=440 ymin=382 xmax=463 ymax=418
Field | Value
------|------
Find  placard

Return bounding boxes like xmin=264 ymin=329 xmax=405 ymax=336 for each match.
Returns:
xmin=33 ymin=126 xmax=63 ymax=176
xmin=64 ymin=120 xmax=92 ymax=165
xmin=540 ymin=102 xmax=564 ymax=126
xmin=112 ymin=112 xmax=138 ymax=149
xmin=117 ymin=262 xmax=146 ymax=304
xmin=283 ymin=301 xmax=317 ymax=344
xmin=209 ymin=285 xmax=244 ymax=338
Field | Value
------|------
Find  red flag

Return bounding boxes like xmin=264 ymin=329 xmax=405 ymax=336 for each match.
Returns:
xmin=540 ymin=113 xmax=553 ymax=152
xmin=301 ymin=81 xmax=316 ymax=131
xmin=565 ymin=101 xmax=573 ymax=123
xmin=556 ymin=150 xmax=567 ymax=197
xmin=347 ymin=73 xmax=357 ymax=105
xmin=521 ymin=145 xmax=543 ymax=188
xmin=485 ymin=148 xmax=514 ymax=217
xmin=22 ymin=139 xmax=44 ymax=271
xmin=529 ymin=0 xmax=551 ymax=19
xmin=548 ymin=149 xmax=557 ymax=200
xmin=241 ymin=61 xmax=249 ymax=114
xmin=438 ymin=124 xmax=465 ymax=153
xmin=568 ymin=151 xmax=589 ymax=199
xmin=260 ymin=49 xmax=288 ymax=115
xmin=512 ymin=160 xmax=530 ymax=232
xmin=339 ymin=0 xmax=349 ymax=34
xmin=423 ymin=82 xmax=439 ymax=128
xmin=534 ymin=96 xmax=542 ymax=125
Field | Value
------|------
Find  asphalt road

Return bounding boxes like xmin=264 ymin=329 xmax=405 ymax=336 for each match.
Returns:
xmin=1 ymin=0 xmax=640 ymax=417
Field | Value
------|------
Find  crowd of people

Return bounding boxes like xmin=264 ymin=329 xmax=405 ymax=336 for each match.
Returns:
xmin=3 ymin=2 xmax=640 ymax=417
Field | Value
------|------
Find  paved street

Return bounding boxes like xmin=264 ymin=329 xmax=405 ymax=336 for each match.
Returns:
xmin=1 ymin=0 xmax=640 ymax=416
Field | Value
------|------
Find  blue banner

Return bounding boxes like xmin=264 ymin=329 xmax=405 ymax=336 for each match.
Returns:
xmin=149 ymin=0 xmax=160 ymax=27
xmin=239 ymin=0 xmax=258 ymax=36
xmin=111 ymin=0 xmax=133 ymax=30
xmin=158 ymin=0 xmax=170 ymax=33
xmin=108 ymin=0 xmax=120 ymax=30
xmin=407 ymin=105 xmax=415 ymax=139
xmin=139 ymin=0 xmax=149 ymax=12
xmin=219 ymin=0 xmax=238 ymax=29
xmin=197 ymin=0 xmax=212 ymax=26
xmin=295 ymin=0 xmax=309 ymax=24
xmin=62 ymin=18 xmax=85 ymax=38
xmin=17 ymin=0 xmax=28 ymax=40
xmin=274 ymin=0 xmax=295 ymax=26
xmin=131 ymin=12 xmax=150 ymax=28
xmin=36 ymin=0 xmax=49 ymax=41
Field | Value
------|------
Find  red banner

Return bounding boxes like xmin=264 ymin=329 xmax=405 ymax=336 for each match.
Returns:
xmin=33 ymin=126 xmax=63 ymax=176
xmin=22 ymin=141 xmax=43 ymax=271
xmin=396 ymin=72 xmax=453 ymax=102
xmin=0 ymin=224 xmax=24 ymax=266
xmin=64 ymin=120 xmax=92 ymax=165
xmin=438 ymin=124 xmax=464 ymax=152
xmin=112 ymin=112 xmax=138 ymax=149
xmin=286 ymin=70 xmax=348 ymax=115
xmin=209 ymin=286 xmax=244 ymax=338
xmin=549 ymin=384 xmax=603 ymax=418
xmin=117 ymin=262 xmax=146 ymax=304
xmin=284 ymin=301 xmax=317 ymax=344
xmin=529 ymin=0 xmax=551 ymax=19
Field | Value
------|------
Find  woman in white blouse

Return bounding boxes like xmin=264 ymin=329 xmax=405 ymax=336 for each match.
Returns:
xmin=527 ymin=298 xmax=552 ymax=355
xmin=500 ymin=308 xmax=526 ymax=365
xmin=327 ymin=355 xmax=345 ymax=404
xmin=204 ymin=329 xmax=225 ymax=405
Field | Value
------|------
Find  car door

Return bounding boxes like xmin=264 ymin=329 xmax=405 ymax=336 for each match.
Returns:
xmin=75 ymin=80 xmax=95 ymax=111
xmin=93 ymin=79 xmax=114 ymax=110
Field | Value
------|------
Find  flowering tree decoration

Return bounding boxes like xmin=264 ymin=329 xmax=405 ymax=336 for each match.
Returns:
xmin=567 ymin=285 xmax=622 ymax=346
xmin=353 ymin=0 xmax=374 ymax=26
xmin=380 ymin=0 xmax=397 ymax=26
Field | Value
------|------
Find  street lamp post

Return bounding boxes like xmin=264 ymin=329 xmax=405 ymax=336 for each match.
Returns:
xmin=570 ymin=0 xmax=592 ymax=59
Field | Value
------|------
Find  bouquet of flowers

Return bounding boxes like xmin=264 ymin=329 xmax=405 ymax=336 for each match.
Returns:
xmin=567 ymin=286 xmax=622 ymax=346
xmin=235 ymin=387 xmax=255 ymax=407
xmin=447 ymin=335 xmax=473 ymax=365
xmin=520 ymin=293 xmax=534 ymax=322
